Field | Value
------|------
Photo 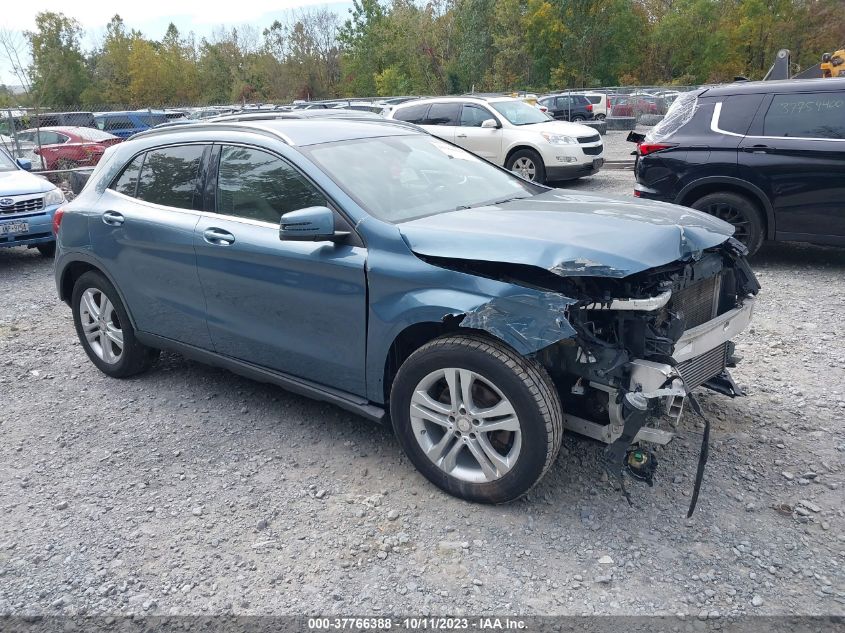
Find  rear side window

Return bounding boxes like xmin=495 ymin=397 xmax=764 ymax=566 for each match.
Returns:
xmin=136 ymin=145 xmax=205 ymax=209
xmin=393 ymin=103 xmax=430 ymax=124
xmin=763 ymin=93 xmax=845 ymax=139
xmin=138 ymin=114 xmax=167 ymax=127
xmin=717 ymin=94 xmax=765 ymax=135
xmin=111 ymin=154 xmax=145 ymax=197
xmin=216 ymin=146 xmax=327 ymax=224
xmin=645 ymin=91 xmax=699 ymax=142
xmin=101 ymin=116 xmax=134 ymax=131
xmin=422 ymin=103 xmax=460 ymax=126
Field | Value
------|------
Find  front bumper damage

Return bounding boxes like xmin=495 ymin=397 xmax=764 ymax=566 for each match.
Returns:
xmin=563 ymin=297 xmax=755 ymax=446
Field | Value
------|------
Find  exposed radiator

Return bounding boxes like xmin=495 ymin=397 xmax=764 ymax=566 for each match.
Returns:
xmin=671 ymin=275 xmax=719 ymax=329
xmin=677 ymin=342 xmax=728 ymax=389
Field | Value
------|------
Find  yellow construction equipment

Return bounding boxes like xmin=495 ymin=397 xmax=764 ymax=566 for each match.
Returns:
xmin=820 ymin=48 xmax=845 ymax=78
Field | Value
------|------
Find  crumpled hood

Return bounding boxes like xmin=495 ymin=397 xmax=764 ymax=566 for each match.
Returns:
xmin=399 ymin=189 xmax=734 ymax=278
xmin=0 ymin=169 xmax=54 ymax=196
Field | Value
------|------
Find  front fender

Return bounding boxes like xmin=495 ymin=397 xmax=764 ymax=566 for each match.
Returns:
xmin=365 ymin=249 xmax=578 ymax=403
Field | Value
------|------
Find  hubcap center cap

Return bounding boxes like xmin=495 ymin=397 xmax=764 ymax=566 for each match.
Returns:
xmin=457 ymin=417 xmax=472 ymax=433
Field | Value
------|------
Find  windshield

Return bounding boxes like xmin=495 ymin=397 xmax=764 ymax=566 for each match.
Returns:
xmin=490 ymin=100 xmax=550 ymax=126
xmin=0 ymin=149 xmax=18 ymax=172
xmin=303 ymin=135 xmax=537 ymax=223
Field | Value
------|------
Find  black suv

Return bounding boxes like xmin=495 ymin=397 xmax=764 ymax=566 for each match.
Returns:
xmin=538 ymin=93 xmax=595 ymax=122
xmin=632 ymin=78 xmax=845 ymax=255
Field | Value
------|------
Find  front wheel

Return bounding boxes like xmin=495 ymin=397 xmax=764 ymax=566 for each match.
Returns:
xmin=390 ymin=334 xmax=563 ymax=503
xmin=72 ymin=271 xmax=159 ymax=378
xmin=505 ymin=149 xmax=546 ymax=185
xmin=690 ymin=191 xmax=765 ymax=256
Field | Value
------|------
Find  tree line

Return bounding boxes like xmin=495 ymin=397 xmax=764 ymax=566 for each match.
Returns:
xmin=2 ymin=0 xmax=842 ymax=109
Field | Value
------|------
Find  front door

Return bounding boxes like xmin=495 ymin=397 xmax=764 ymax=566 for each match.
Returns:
xmin=453 ymin=104 xmax=503 ymax=163
xmin=194 ymin=145 xmax=368 ymax=396
xmin=740 ymin=90 xmax=845 ymax=241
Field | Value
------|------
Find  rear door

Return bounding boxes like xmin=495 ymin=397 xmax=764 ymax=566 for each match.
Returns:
xmin=453 ymin=103 xmax=503 ymax=162
xmin=740 ymin=90 xmax=845 ymax=241
xmin=89 ymin=144 xmax=212 ymax=348
xmin=418 ymin=102 xmax=461 ymax=143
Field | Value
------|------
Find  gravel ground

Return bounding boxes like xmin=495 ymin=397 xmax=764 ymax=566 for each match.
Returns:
xmin=1 ymin=158 xmax=843 ymax=618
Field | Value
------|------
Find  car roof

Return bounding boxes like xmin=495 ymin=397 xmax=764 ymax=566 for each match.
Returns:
xmin=21 ymin=126 xmax=86 ymax=135
xmin=394 ymin=95 xmax=517 ymax=108
xmin=701 ymin=77 xmax=845 ymax=96
xmin=133 ymin=118 xmax=423 ymax=147
xmin=94 ymin=110 xmax=168 ymax=117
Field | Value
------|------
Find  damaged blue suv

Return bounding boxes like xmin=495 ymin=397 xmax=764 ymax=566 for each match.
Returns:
xmin=54 ymin=117 xmax=759 ymax=506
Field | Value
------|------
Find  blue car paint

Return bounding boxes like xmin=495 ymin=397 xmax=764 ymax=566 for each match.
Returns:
xmin=55 ymin=119 xmax=738 ymax=413
xmin=0 ymin=151 xmax=62 ymax=250
xmin=94 ymin=111 xmax=169 ymax=139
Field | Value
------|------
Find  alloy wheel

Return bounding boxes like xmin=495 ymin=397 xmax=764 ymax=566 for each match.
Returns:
xmin=703 ymin=202 xmax=752 ymax=245
xmin=511 ymin=157 xmax=536 ymax=181
xmin=79 ymin=288 xmax=124 ymax=364
xmin=409 ymin=368 xmax=522 ymax=484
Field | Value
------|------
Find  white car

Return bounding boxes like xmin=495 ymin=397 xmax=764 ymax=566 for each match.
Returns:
xmin=387 ymin=96 xmax=604 ymax=184
xmin=578 ymin=92 xmax=609 ymax=120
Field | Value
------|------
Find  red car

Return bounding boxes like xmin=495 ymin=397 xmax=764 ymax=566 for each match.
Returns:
xmin=17 ymin=126 xmax=122 ymax=171
xmin=609 ymin=96 xmax=666 ymax=117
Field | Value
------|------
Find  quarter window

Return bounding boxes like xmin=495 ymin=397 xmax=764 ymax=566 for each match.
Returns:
xmin=763 ymin=93 xmax=845 ymax=139
xmin=393 ymin=103 xmax=430 ymax=124
xmin=136 ymin=145 xmax=205 ymax=209
xmin=216 ymin=146 xmax=327 ymax=224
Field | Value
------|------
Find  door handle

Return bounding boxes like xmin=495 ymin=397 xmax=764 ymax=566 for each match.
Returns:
xmin=101 ymin=210 xmax=125 ymax=226
xmin=203 ymin=227 xmax=235 ymax=246
xmin=742 ymin=145 xmax=773 ymax=154
xmin=456 ymin=133 xmax=468 ymax=138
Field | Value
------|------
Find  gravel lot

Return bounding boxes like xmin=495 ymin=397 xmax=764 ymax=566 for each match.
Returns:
xmin=1 ymin=136 xmax=843 ymax=618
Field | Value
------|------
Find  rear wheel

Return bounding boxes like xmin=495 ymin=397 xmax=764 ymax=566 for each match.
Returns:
xmin=72 ymin=271 xmax=159 ymax=378
xmin=595 ymin=113 xmax=606 ymax=121
xmin=390 ymin=334 xmax=563 ymax=503
xmin=506 ymin=149 xmax=547 ymax=185
xmin=572 ymin=114 xmax=586 ymax=122
xmin=690 ymin=191 xmax=765 ymax=255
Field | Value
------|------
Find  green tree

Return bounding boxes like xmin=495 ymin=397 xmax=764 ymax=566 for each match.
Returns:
xmin=26 ymin=12 xmax=88 ymax=106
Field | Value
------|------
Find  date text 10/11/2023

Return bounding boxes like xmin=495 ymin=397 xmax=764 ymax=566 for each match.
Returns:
xmin=307 ymin=617 xmax=528 ymax=630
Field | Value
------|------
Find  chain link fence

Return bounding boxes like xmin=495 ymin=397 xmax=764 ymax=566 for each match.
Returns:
xmin=1 ymin=86 xmax=701 ymax=186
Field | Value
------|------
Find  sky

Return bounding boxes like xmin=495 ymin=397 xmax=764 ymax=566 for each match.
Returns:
xmin=1 ymin=0 xmax=353 ymax=85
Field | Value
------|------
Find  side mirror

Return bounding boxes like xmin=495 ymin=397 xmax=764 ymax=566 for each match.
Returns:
xmin=279 ymin=206 xmax=348 ymax=242
xmin=16 ymin=158 xmax=32 ymax=171
xmin=481 ymin=118 xmax=499 ymax=129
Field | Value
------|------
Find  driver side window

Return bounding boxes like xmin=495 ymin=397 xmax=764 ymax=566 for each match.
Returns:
xmin=216 ymin=146 xmax=327 ymax=224
xmin=460 ymin=105 xmax=494 ymax=127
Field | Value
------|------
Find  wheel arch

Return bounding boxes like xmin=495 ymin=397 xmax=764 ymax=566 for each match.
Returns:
xmin=503 ymin=144 xmax=544 ymax=168
xmin=58 ymin=255 xmax=139 ymax=330
xmin=676 ymin=177 xmax=774 ymax=240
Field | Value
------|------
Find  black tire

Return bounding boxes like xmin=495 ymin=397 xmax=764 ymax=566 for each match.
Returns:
xmin=36 ymin=242 xmax=56 ymax=257
xmin=71 ymin=271 xmax=159 ymax=378
xmin=595 ymin=113 xmax=606 ymax=121
xmin=572 ymin=114 xmax=586 ymax=122
xmin=505 ymin=148 xmax=547 ymax=185
xmin=690 ymin=191 xmax=765 ymax=256
xmin=389 ymin=334 xmax=563 ymax=504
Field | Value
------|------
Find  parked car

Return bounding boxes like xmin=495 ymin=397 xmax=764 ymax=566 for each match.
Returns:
xmin=537 ymin=93 xmax=595 ymax=122
xmin=95 ymin=111 xmax=169 ymax=138
xmin=388 ymin=96 xmax=604 ymax=183
xmin=16 ymin=126 xmax=122 ymax=171
xmin=631 ymin=77 xmax=845 ymax=255
xmin=578 ymin=92 xmax=609 ymax=120
xmin=54 ymin=118 xmax=758 ymax=506
xmin=0 ymin=146 xmax=66 ymax=256
xmin=611 ymin=95 xmax=667 ymax=117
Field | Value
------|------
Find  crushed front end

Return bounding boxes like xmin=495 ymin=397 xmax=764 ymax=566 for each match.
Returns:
xmin=536 ymin=237 xmax=760 ymax=509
